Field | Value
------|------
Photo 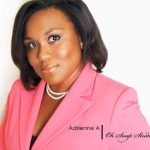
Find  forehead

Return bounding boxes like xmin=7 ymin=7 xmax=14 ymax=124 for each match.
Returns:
xmin=25 ymin=7 xmax=74 ymax=36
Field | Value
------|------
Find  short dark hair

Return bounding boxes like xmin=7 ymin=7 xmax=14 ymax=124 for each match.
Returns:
xmin=11 ymin=0 xmax=108 ymax=90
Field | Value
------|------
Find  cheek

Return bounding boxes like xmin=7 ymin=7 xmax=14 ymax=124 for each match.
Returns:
xmin=57 ymin=49 xmax=71 ymax=60
xmin=27 ymin=53 xmax=37 ymax=68
xmin=56 ymin=43 xmax=81 ymax=62
xmin=27 ymin=53 xmax=33 ymax=66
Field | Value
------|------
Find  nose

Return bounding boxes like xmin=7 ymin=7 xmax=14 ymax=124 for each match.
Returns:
xmin=38 ymin=44 xmax=52 ymax=61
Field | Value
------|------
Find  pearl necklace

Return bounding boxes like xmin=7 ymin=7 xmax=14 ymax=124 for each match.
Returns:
xmin=46 ymin=84 xmax=68 ymax=100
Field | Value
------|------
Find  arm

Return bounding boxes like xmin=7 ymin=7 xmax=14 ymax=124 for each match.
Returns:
xmin=109 ymin=88 xmax=150 ymax=149
xmin=0 ymin=80 xmax=19 ymax=149
xmin=0 ymin=93 xmax=10 ymax=150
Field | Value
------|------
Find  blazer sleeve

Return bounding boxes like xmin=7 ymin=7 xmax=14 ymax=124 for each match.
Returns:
xmin=0 ymin=80 xmax=18 ymax=149
xmin=109 ymin=87 xmax=150 ymax=149
xmin=0 ymin=101 xmax=9 ymax=149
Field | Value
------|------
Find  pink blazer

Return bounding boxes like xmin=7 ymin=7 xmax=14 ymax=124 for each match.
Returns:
xmin=0 ymin=62 xmax=150 ymax=150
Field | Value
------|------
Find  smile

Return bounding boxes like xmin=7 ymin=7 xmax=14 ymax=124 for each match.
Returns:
xmin=41 ymin=65 xmax=58 ymax=73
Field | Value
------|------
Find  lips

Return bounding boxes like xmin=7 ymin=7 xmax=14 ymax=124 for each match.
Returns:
xmin=41 ymin=64 xmax=58 ymax=73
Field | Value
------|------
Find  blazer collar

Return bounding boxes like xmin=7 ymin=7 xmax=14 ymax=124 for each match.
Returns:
xmin=19 ymin=62 xmax=97 ymax=149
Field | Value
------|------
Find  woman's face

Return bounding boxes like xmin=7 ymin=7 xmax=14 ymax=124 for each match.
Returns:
xmin=24 ymin=8 xmax=83 ymax=91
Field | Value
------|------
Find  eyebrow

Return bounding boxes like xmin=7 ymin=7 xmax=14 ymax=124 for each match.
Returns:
xmin=24 ymin=28 xmax=63 ymax=41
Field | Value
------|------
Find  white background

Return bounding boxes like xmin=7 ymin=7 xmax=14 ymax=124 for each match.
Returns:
xmin=0 ymin=0 xmax=150 ymax=125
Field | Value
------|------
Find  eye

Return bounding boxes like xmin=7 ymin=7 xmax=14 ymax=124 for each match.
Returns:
xmin=48 ymin=35 xmax=61 ymax=43
xmin=25 ymin=41 xmax=38 ymax=50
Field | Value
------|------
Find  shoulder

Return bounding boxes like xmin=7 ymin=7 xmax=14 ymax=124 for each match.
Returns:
xmin=95 ymin=72 xmax=130 ymax=93
xmin=93 ymin=72 xmax=138 ymax=104
xmin=10 ymin=79 xmax=25 ymax=92
xmin=6 ymin=79 xmax=25 ymax=105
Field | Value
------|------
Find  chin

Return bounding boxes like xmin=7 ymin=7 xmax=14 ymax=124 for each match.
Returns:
xmin=43 ymin=75 xmax=65 ymax=85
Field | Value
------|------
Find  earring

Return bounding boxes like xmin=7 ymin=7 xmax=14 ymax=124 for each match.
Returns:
xmin=80 ymin=42 xmax=83 ymax=49
xmin=92 ymin=64 xmax=97 ymax=70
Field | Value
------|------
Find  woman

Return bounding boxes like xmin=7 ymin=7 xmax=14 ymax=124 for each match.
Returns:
xmin=0 ymin=0 xmax=150 ymax=149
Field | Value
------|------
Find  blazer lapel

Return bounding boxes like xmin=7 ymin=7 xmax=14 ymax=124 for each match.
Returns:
xmin=33 ymin=63 xmax=97 ymax=149
xmin=19 ymin=80 xmax=45 ymax=150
